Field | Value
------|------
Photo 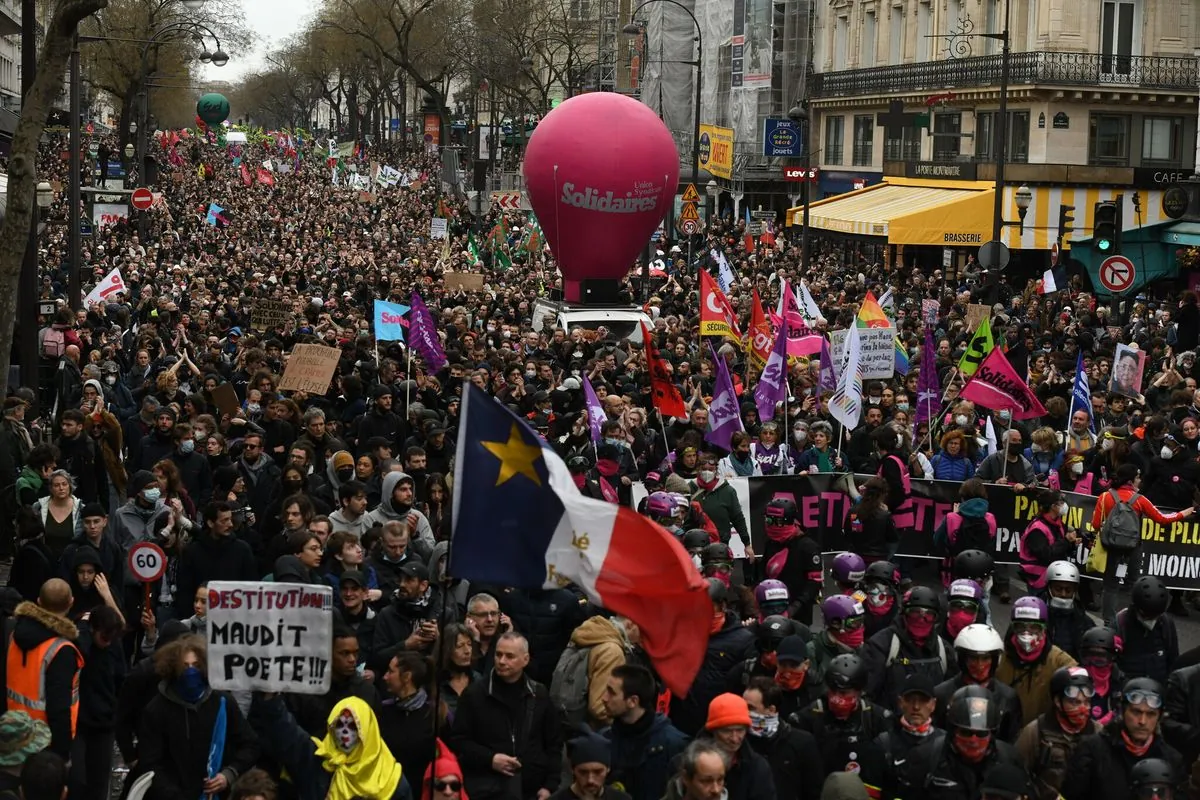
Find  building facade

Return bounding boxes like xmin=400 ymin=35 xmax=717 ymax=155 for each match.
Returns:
xmin=796 ymin=0 xmax=1200 ymax=292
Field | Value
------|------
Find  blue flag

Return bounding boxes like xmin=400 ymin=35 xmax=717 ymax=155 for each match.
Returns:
xmin=373 ymin=299 xmax=410 ymax=342
xmin=205 ymin=203 xmax=226 ymax=227
xmin=203 ymin=697 xmax=227 ymax=800
xmin=1068 ymin=351 xmax=1095 ymax=433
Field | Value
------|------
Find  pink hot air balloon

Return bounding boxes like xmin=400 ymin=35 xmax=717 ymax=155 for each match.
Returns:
xmin=523 ymin=93 xmax=680 ymax=303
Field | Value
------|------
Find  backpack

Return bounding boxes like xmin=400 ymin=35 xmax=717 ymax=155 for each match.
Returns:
xmin=1116 ymin=608 xmax=1177 ymax=658
xmin=1100 ymin=490 xmax=1142 ymax=552
xmin=41 ymin=327 xmax=65 ymax=359
xmin=549 ymin=643 xmax=592 ymax=729
xmin=886 ymin=631 xmax=948 ymax=674
xmin=948 ymin=513 xmax=994 ymax=557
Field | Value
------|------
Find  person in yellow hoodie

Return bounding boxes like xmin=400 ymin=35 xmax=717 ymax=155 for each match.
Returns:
xmin=249 ymin=693 xmax=409 ymax=800
xmin=558 ymin=614 xmax=637 ymax=729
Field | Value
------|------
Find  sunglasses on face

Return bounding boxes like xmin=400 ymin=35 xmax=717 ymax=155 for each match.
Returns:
xmin=1125 ymin=690 xmax=1163 ymax=709
xmin=956 ymin=728 xmax=991 ymax=739
xmin=832 ymin=616 xmax=865 ymax=631
xmin=434 ymin=781 xmax=462 ymax=793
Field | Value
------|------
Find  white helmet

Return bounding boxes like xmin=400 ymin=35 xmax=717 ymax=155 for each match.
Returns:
xmin=954 ymin=623 xmax=1003 ymax=654
xmin=1046 ymin=561 xmax=1080 ymax=585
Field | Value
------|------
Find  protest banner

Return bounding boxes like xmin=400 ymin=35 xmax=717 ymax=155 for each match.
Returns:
xmin=430 ymin=217 xmax=448 ymax=239
xmin=277 ymin=344 xmax=341 ymax=395
xmin=965 ymin=303 xmax=991 ymax=333
xmin=209 ymin=384 xmax=241 ymax=418
xmin=93 ymin=203 xmax=129 ymax=229
xmin=206 ymin=582 xmax=334 ymax=694
xmin=767 ymin=311 xmax=824 ymax=358
xmin=1110 ymin=343 xmax=1146 ymax=399
xmin=719 ymin=473 xmax=1200 ymax=591
xmin=922 ymin=299 xmax=940 ymax=327
xmin=251 ymin=298 xmax=291 ymax=331
xmin=444 ymin=272 xmax=485 ymax=292
xmin=83 ymin=267 xmax=127 ymax=307
xmin=830 ymin=326 xmax=895 ymax=380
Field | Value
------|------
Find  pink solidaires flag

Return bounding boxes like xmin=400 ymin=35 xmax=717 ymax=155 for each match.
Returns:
xmin=959 ymin=347 xmax=1047 ymax=420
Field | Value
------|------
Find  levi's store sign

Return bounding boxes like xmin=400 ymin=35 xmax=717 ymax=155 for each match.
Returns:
xmin=783 ymin=166 xmax=819 ymax=182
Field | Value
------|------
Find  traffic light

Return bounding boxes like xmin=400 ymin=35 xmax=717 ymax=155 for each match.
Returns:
xmin=1093 ymin=200 xmax=1122 ymax=254
xmin=1058 ymin=204 xmax=1075 ymax=243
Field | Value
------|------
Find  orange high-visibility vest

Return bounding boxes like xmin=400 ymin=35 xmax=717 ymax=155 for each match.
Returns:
xmin=6 ymin=636 xmax=83 ymax=735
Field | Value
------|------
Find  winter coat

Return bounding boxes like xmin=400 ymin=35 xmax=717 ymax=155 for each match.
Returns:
xmin=0 ymin=602 xmax=81 ymax=757
xmin=1061 ymin=723 xmax=1187 ymax=800
xmin=863 ymin=619 xmax=959 ymax=711
xmin=568 ymin=615 xmax=631 ymax=727
xmin=448 ymin=670 xmax=563 ymax=800
xmin=1165 ymin=662 xmax=1200 ymax=764
xmin=694 ymin=732 xmax=776 ymax=800
xmin=364 ymin=472 xmax=436 ymax=557
xmin=893 ymin=732 xmax=1024 ymax=800
xmin=499 ymin=587 xmax=588 ymax=686
xmin=933 ymin=675 xmax=1024 ymax=743
xmin=109 ymin=497 xmax=167 ymax=553
xmin=169 ymin=449 xmax=213 ymax=508
xmin=994 ymin=641 xmax=1077 ymax=724
xmin=134 ymin=429 xmax=176 ymax=473
xmin=172 ymin=530 xmax=259 ymax=617
xmin=288 ymin=672 xmax=380 ymax=738
xmin=929 ymin=451 xmax=976 ymax=482
xmin=605 ymin=712 xmax=689 ymax=800
xmin=377 ymin=692 xmax=436 ymax=792
xmin=670 ymin=612 xmax=756 ymax=736
xmin=9 ymin=538 xmax=55 ymax=602
xmin=60 ymin=531 xmax=126 ymax=590
xmin=370 ymin=586 xmax=447 ymax=674
xmin=746 ymin=721 xmax=824 ymax=800
xmin=236 ymin=453 xmax=282 ymax=524
xmin=1014 ymin=711 xmax=1100 ymax=800
xmin=692 ymin=478 xmax=748 ymax=544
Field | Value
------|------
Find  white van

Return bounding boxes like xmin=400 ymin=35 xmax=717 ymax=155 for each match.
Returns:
xmin=530 ymin=298 xmax=653 ymax=343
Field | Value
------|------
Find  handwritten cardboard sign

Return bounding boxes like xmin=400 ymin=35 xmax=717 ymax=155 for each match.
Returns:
xmin=831 ymin=325 xmax=896 ymax=380
xmin=251 ymin=299 xmax=291 ymax=331
xmin=444 ymin=271 xmax=484 ymax=292
xmin=965 ymin=303 xmax=991 ymax=334
xmin=277 ymin=344 xmax=341 ymax=395
xmin=206 ymin=582 xmax=333 ymax=694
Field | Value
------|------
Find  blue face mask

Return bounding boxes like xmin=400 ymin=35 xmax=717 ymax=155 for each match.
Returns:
xmin=142 ymin=488 xmax=161 ymax=503
xmin=604 ymin=437 xmax=623 ymax=447
xmin=179 ymin=440 xmax=195 ymax=455
xmin=174 ymin=666 xmax=207 ymax=703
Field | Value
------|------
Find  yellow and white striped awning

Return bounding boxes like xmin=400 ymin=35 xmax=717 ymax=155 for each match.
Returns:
xmin=790 ymin=179 xmax=993 ymax=240
xmin=1000 ymin=186 xmax=1174 ymax=251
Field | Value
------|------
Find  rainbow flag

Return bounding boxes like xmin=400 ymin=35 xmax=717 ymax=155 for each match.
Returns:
xmin=894 ymin=336 xmax=910 ymax=376
xmin=857 ymin=291 xmax=892 ymax=329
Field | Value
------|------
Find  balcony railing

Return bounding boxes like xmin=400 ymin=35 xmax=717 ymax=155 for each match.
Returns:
xmin=810 ymin=51 xmax=1199 ymax=98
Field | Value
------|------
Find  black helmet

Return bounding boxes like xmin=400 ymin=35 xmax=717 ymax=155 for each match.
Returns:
xmin=1131 ymin=576 xmax=1170 ymax=617
xmin=1129 ymin=758 xmax=1175 ymax=789
xmin=946 ymin=685 xmax=1000 ymax=732
xmin=904 ymin=585 xmax=941 ymax=613
xmin=1080 ymin=626 xmax=1118 ymax=654
xmin=864 ymin=560 xmax=900 ymax=587
xmin=1123 ymin=676 xmax=1165 ymax=708
xmin=682 ymin=530 xmax=711 ymax=552
xmin=825 ymin=654 xmax=868 ymax=690
xmin=764 ymin=498 xmax=797 ymax=526
xmin=701 ymin=542 xmax=732 ymax=566
xmin=1049 ymin=666 xmax=1094 ymax=697
xmin=757 ymin=615 xmax=796 ymax=650
xmin=953 ymin=549 xmax=994 ymax=581
xmin=566 ymin=455 xmax=591 ymax=475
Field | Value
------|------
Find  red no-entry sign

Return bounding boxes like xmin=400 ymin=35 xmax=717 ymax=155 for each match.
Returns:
xmin=130 ymin=187 xmax=154 ymax=211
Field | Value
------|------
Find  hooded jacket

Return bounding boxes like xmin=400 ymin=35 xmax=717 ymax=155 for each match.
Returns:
xmin=110 ymin=496 xmax=167 ymax=553
xmin=2 ymin=602 xmax=81 ymax=757
xmin=605 ymin=712 xmax=688 ymax=800
xmin=1060 ymin=722 xmax=1186 ymax=800
xmin=670 ymin=612 xmax=757 ymax=736
xmin=65 ymin=545 xmax=109 ymax=618
xmin=994 ymin=636 xmax=1077 ymax=724
xmin=568 ymin=615 xmax=631 ymax=727
xmin=691 ymin=476 xmax=748 ymax=545
xmin=365 ymin=472 xmax=436 ymax=557
xmin=237 ymin=451 xmax=282 ymax=522
xmin=370 ymin=584 xmax=447 ymax=674
xmin=430 ymin=540 xmax=470 ymax=618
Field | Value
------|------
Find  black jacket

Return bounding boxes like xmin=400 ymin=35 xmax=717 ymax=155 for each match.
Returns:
xmin=135 ymin=429 xmax=176 ymax=472
xmin=115 ymin=655 xmax=159 ymax=762
xmin=498 ymin=587 xmax=588 ymax=685
xmin=745 ymin=721 xmax=822 ymax=800
xmin=370 ymin=587 xmax=446 ymax=674
xmin=933 ymin=675 xmax=1023 ymax=743
xmin=74 ymin=621 xmax=124 ymax=731
xmin=9 ymin=538 xmax=55 ymax=602
xmin=448 ymin=671 xmax=563 ymax=800
xmin=173 ymin=530 xmax=259 ymax=617
xmin=56 ymin=433 xmax=104 ymax=505
xmin=169 ymin=449 xmax=213 ymax=508
xmin=137 ymin=683 xmax=260 ymax=800
xmin=1 ymin=602 xmax=81 ymax=757
xmin=377 ymin=693 xmax=436 ymax=791
xmin=790 ymin=697 xmax=891 ymax=777
xmin=1165 ymin=662 xmax=1200 ymax=764
xmin=60 ymin=531 xmax=126 ymax=589
xmin=864 ymin=620 xmax=959 ymax=711
xmin=695 ymin=733 xmax=776 ymax=800
xmin=669 ymin=612 xmax=756 ymax=736
xmin=236 ymin=453 xmax=282 ymax=527
xmin=604 ymin=712 xmax=689 ymax=800
xmin=352 ymin=408 xmax=404 ymax=455
xmin=1061 ymin=724 xmax=1187 ymax=800
xmin=893 ymin=732 xmax=1025 ymax=800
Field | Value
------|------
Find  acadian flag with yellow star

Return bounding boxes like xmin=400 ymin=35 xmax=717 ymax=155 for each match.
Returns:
xmin=448 ymin=384 xmax=712 ymax=696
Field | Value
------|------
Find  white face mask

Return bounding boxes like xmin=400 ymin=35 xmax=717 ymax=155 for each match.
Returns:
xmin=1030 ymin=444 xmax=1042 ymax=453
xmin=1049 ymin=596 xmax=1074 ymax=610
xmin=1016 ymin=631 xmax=1042 ymax=653
xmin=1161 ymin=446 xmax=1175 ymax=460
xmin=698 ymin=470 xmax=717 ymax=484
xmin=794 ymin=429 xmax=807 ymax=443
xmin=331 ymin=709 xmax=360 ymax=753
xmin=1071 ymin=462 xmax=1084 ymax=476
xmin=868 ymin=397 xmax=881 ymax=405
xmin=998 ymin=411 xmax=1011 ymax=421
xmin=1057 ymin=502 xmax=1069 ymax=517
xmin=104 ymin=375 xmax=117 ymax=386
xmin=955 ymin=415 xmax=969 ymax=427
xmin=1101 ymin=438 xmax=1114 ymax=451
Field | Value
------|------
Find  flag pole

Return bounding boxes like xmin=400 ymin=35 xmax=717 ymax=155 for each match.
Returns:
xmin=405 ymin=346 xmax=413 ymax=409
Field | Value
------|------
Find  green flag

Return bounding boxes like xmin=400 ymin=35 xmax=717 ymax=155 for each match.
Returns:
xmin=467 ymin=231 xmax=482 ymax=266
xmin=495 ymin=247 xmax=513 ymax=270
xmin=957 ymin=315 xmax=994 ymax=377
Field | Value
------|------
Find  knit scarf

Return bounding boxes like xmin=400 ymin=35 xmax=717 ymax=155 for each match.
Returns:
xmin=1121 ymin=730 xmax=1153 ymax=757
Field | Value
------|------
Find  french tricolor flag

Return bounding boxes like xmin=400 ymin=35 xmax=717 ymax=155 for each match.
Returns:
xmin=449 ymin=385 xmax=712 ymax=695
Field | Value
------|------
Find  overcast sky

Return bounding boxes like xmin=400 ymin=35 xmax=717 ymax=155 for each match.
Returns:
xmin=201 ymin=0 xmax=322 ymax=83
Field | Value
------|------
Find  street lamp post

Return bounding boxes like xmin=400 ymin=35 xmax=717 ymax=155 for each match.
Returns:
xmin=988 ymin=0 xmax=1012 ymax=246
xmin=68 ymin=45 xmax=81 ymax=309
xmin=787 ymin=102 xmax=811 ymax=271
xmin=705 ymin=178 xmax=718 ymax=224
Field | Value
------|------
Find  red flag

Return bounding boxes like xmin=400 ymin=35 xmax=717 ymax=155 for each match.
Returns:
xmin=699 ymin=269 xmax=742 ymax=340
xmin=256 ymin=168 xmax=275 ymax=186
xmin=744 ymin=231 xmax=755 ymax=252
xmin=240 ymin=163 xmax=252 ymax=187
xmin=747 ymin=289 xmax=773 ymax=365
xmin=959 ymin=347 xmax=1048 ymax=420
xmin=641 ymin=322 xmax=687 ymax=419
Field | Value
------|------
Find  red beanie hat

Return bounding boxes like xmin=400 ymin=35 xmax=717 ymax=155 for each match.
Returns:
xmin=705 ymin=693 xmax=752 ymax=730
xmin=421 ymin=739 xmax=468 ymax=800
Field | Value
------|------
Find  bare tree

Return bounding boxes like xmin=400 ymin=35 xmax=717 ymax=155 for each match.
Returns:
xmin=0 ymin=0 xmax=109 ymax=400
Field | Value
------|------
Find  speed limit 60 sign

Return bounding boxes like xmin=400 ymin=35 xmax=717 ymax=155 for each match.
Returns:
xmin=128 ymin=541 xmax=167 ymax=583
